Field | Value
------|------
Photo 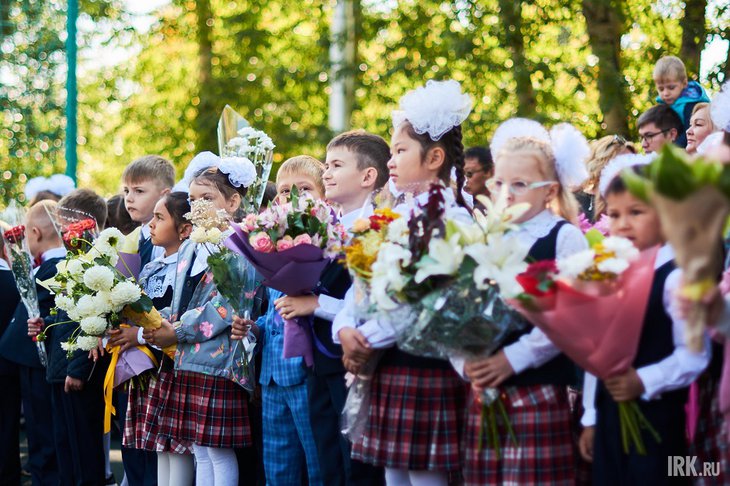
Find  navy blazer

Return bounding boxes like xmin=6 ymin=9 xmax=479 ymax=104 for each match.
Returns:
xmin=0 ymin=269 xmax=21 ymax=375
xmin=0 ymin=257 xmax=63 ymax=369
xmin=311 ymin=261 xmax=352 ymax=376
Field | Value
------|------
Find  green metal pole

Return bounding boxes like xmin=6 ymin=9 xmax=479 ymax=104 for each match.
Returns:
xmin=65 ymin=0 xmax=78 ymax=183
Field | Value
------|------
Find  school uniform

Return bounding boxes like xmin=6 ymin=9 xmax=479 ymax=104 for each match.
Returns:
xmin=461 ymin=210 xmax=588 ymax=486
xmin=258 ymin=287 xmax=323 ymax=486
xmin=120 ymin=252 xmax=179 ymax=485
xmin=307 ymin=207 xmax=385 ymax=486
xmin=0 ymin=260 xmax=21 ymax=485
xmin=123 ymin=223 xmax=164 ymax=270
xmin=583 ymin=244 xmax=711 ymax=486
xmin=0 ymin=248 xmax=65 ymax=486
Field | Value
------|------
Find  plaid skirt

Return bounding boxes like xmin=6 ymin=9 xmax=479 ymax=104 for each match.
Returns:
xmin=688 ymin=372 xmax=730 ymax=486
xmin=350 ymin=364 xmax=468 ymax=472
xmin=135 ymin=370 xmax=193 ymax=454
xmin=463 ymin=384 xmax=575 ymax=486
xmin=156 ymin=370 xmax=252 ymax=448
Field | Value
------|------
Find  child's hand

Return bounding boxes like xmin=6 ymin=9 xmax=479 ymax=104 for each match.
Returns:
xmin=604 ymin=368 xmax=644 ymax=402
xmin=464 ymin=350 xmax=515 ymax=388
xmin=145 ymin=319 xmax=178 ymax=348
xmin=27 ymin=317 xmax=44 ymax=337
xmin=342 ymin=356 xmax=362 ymax=375
xmin=674 ymin=284 xmax=725 ymax=327
xmin=274 ymin=295 xmax=319 ymax=320
xmin=108 ymin=326 xmax=140 ymax=353
xmin=231 ymin=316 xmax=254 ymax=340
xmin=88 ymin=337 xmax=105 ymax=361
xmin=338 ymin=327 xmax=372 ymax=363
xmin=64 ymin=376 xmax=84 ymax=393
xmin=578 ymin=427 xmax=595 ymax=462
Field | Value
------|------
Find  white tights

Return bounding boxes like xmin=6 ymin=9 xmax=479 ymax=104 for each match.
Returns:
xmin=157 ymin=452 xmax=195 ymax=486
xmin=384 ymin=468 xmax=449 ymax=486
xmin=193 ymin=444 xmax=238 ymax=486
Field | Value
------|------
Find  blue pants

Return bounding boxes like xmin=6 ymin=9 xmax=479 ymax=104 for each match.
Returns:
xmin=262 ymin=382 xmax=322 ymax=486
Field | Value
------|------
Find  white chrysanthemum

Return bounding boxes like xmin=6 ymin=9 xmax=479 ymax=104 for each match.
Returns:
xmin=557 ymin=250 xmax=596 ymax=279
xmin=110 ymin=281 xmax=142 ymax=307
xmin=597 ymin=257 xmax=630 ymax=275
xmin=190 ymin=227 xmax=207 ymax=243
xmin=60 ymin=341 xmax=78 ymax=352
xmin=76 ymin=294 xmax=99 ymax=319
xmin=76 ymin=335 xmax=99 ymax=351
xmin=66 ymin=279 xmax=76 ymax=295
xmin=206 ymin=227 xmax=223 ymax=244
xmin=386 ymin=217 xmax=409 ymax=246
xmin=95 ymin=227 xmax=125 ymax=254
xmin=66 ymin=259 xmax=85 ymax=277
xmin=80 ymin=316 xmax=108 ymax=335
xmin=601 ymin=236 xmax=639 ymax=261
xmin=83 ymin=265 xmax=115 ymax=292
xmin=67 ymin=306 xmax=82 ymax=322
xmin=92 ymin=291 xmax=113 ymax=315
xmin=54 ymin=295 xmax=74 ymax=312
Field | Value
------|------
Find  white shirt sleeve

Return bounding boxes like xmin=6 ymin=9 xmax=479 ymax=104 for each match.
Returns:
xmin=636 ymin=268 xmax=711 ymax=400
xmin=331 ymin=287 xmax=397 ymax=348
xmin=581 ymin=372 xmax=597 ymax=427
xmin=332 ymin=288 xmax=356 ymax=344
xmin=502 ymin=327 xmax=562 ymax=374
xmin=314 ymin=294 xmax=344 ymax=321
xmin=556 ymin=223 xmax=590 ymax=259
xmin=449 ymin=355 xmax=469 ymax=381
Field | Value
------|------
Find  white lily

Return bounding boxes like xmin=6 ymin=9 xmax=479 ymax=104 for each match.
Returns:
xmin=464 ymin=234 xmax=529 ymax=296
xmin=474 ymin=193 xmax=530 ymax=237
xmin=414 ymin=235 xmax=464 ymax=283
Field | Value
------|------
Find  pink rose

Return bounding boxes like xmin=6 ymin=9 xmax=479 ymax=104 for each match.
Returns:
xmin=276 ymin=235 xmax=294 ymax=252
xmin=249 ymin=232 xmax=274 ymax=253
xmin=293 ymin=233 xmax=312 ymax=246
xmin=243 ymin=213 xmax=258 ymax=232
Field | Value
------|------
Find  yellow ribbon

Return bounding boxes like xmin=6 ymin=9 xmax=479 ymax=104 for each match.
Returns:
xmin=102 ymin=325 xmax=160 ymax=434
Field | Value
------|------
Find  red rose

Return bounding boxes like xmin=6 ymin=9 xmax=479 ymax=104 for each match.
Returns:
xmin=3 ymin=225 xmax=25 ymax=244
xmin=516 ymin=260 xmax=558 ymax=297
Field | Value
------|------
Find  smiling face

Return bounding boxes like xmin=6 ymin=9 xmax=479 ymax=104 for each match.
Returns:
xmin=323 ymin=146 xmax=373 ymax=211
xmin=123 ymin=178 xmax=169 ymax=224
xmin=686 ymin=107 xmax=715 ymax=154
xmin=606 ymin=190 xmax=662 ymax=251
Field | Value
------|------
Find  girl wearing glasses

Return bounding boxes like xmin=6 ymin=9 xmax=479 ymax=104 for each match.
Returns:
xmin=461 ymin=119 xmax=590 ymax=485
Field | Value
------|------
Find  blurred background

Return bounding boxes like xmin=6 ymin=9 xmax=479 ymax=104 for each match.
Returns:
xmin=0 ymin=0 xmax=729 ymax=205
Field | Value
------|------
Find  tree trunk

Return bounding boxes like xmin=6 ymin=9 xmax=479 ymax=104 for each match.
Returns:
xmin=195 ymin=0 xmax=217 ymax=152
xmin=680 ymin=0 xmax=707 ymax=78
xmin=329 ymin=0 xmax=358 ymax=133
xmin=497 ymin=0 xmax=537 ymax=117
xmin=582 ymin=0 xmax=629 ymax=136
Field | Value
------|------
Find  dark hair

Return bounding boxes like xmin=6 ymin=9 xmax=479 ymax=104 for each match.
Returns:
xmin=106 ymin=194 xmax=139 ymax=235
xmin=261 ymin=181 xmax=277 ymax=208
xmin=464 ymin=146 xmax=493 ymax=172
xmin=162 ymin=192 xmax=192 ymax=231
xmin=327 ymin=130 xmax=391 ymax=189
xmin=123 ymin=155 xmax=176 ymax=188
xmin=604 ymin=166 xmax=644 ymax=198
xmin=192 ymin=167 xmax=247 ymax=221
xmin=58 ymin=189 xmax=108 ymax=229
xmin=637 ymin=105 xmax=684 ymax=135
xmin=400 ymin=121 xmax=469 ymax=209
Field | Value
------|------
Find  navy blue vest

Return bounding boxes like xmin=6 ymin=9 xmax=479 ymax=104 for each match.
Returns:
xmin=502 ymin=220 xmax=577 ymax=387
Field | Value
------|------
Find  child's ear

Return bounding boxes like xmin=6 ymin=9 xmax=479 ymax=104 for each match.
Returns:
xmin=227 ymin=193 xmax=242 ymax=214
xmin=545 ymin=183 xmax=559 ymax=204
xmin=160 ymin=187 xmax=171 ymax=197
xmin=668 ymin=128 xmax=678 ymax=142
xmin=360 ymin=167 xmax=378 ymax=189
xmin=425 ymin=146 xmax=446 ymax=173
xmin=179 ymin=223 xmax=192 ymax=240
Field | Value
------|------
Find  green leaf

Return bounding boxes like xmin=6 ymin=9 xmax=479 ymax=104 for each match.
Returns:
xmin=622 ymin=168 xmax=652 ymax=203
xmin=584 ymin=228 xmax=605 ymax=248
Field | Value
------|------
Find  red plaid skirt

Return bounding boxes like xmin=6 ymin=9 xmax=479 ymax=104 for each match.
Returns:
xmin=350 ymin=364 xmax=468 ymax=471
xmin=156 ymin=370 xmax=252 ymax=448
xmin=135 ymin=370 xmax=193 ymax=454
xmin=463 ymin=384 xmax=575 ymax=486
xmin=688 ymin=372 xmax=730 ymax=486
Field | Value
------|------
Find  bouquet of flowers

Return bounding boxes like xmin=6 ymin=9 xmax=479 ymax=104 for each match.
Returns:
xmin=510 ymin=234 xmax=661 ymax=454
xmin=226 ymin=186 xmax=347 ymax=366
xmin=623 ymin=143 xmax=730 ymax=352
xmin=185 ymin=198 xmax=259 ymax=390
xmin=2 ymin=223 xmax=46 ymax=366
xmin=218 ymin=105 xmax=275 ymax=211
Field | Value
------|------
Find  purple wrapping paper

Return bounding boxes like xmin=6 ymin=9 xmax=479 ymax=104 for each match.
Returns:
xmin=114 ymin=347 xmax=156 ymax=387
xmin=225 ymin=225 xmax=330 ymax=366
xmin=116 ymin=252 xmax=141 ymax=280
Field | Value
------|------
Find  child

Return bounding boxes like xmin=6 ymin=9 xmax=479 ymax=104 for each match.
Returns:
xmin=0 ymin=203 xmax=60 ymax=485
xmin=28 ymin=190 xmax=111 ymax=485
xmin=654 ymin=55 xmax=710 ymax=142
xmin=145 ymin=161 xmax=254 ymax=486
xmin=637 ymin=104 xmax=685 ymax=153
xmin=107 ymin=193 xmax=140 ymax=235
xmin=121 ymin=155 xmax=175 ymax=268
xmin=274 ymin=132 xmax=391 ymax=486
xmin=578 ymin=165 xmax=710 ymax=485
xmin=0 ymin=221 xmax=21 ymax=484
xmin=462 ymin=119 xmax=589 ymax=485
xmin=110 ymin=192 xmax=193 ymax=486
xmin=333 ymin=80 xmax=472 ymax=486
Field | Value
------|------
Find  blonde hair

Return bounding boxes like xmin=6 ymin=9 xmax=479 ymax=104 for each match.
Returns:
xmin=584 ymin=135 xmax=637 ymax=216
xmin=122 ymin=155 xmax=175 ymax=189
xmin=496 ymin=138 xmax=579 ymax=223
xmin=277 ymin=155 xmax=325 ymax=195
xmin=691 ymin=102 xmax=716 ymax=130
xmin=653 ymin=55 xmax=688 ymax=83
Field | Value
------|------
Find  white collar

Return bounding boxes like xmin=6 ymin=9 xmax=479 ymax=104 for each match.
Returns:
xmin=150 ymin=251 xmax=179 ymax=266
xmin=655 ymin=244 xmax=675 ymax=269
xmin=42 ymin=247 xmax=67 ymax=263
xmin=515 ymin=210 xmax=563 ymax=240
xmin=140 ymin=222 xmax=152 ymax=240
xmin=341 ymin=204 xmax=374 ymax=231
xmin=0 ymin=259 xmax=9 ymax=271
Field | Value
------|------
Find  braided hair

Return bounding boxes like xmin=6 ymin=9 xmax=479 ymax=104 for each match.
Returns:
xmin=401 ymin=122 xmax=470 ymax=210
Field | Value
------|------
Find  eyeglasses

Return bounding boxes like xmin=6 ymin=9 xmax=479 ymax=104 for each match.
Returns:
xmin=609 ymin=134 xmax=628 ymax=147
xmin=485 ymin=178 xmax=556 ymax=196
xmin=638 ymin=129 xmax=670 ymax=143
xmin=465 ymin=168 xmax=486 ymax=179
